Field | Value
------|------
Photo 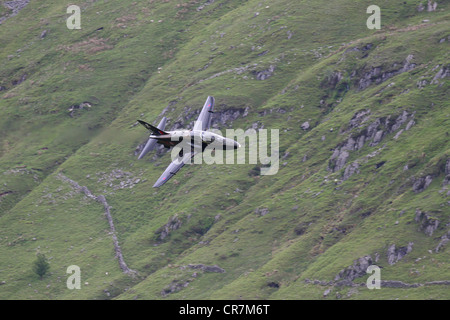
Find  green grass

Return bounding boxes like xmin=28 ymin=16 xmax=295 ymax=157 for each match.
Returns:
xmin=0 ymin=0 xmax=449 ymax=300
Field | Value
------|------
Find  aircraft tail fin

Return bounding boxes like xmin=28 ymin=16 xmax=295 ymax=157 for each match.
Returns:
xmin=137 ymin=119 xmax=168 ymax=136
xmin=137 ymin=117 xmax=168 ymax=160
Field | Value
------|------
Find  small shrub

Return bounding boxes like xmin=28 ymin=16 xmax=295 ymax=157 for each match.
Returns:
xmin=32 ymin=253 xmax=50 ymax=280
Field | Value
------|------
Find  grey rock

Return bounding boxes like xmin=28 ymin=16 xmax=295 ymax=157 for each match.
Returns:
xmin=301 ymin=121 xmax=310 ymax=130
xmin=431 ymin=66 xmax=449 ymax=84
xmin=253 ymin=65 xmax=275 ymax=80
xmin=391 ymin=111 xmax=409 ymax=132
xmin=0 ymin=0 xmax=30 ymax=24
xmin=255 ymin=207 xmax=269 ymax=216
xmin=387 ymin=243 xmax=413 ymax=265
xmin=334 ymin=150 xmax=349 ymax=172
xmin=405 ymin=119 xmax=415 ymax=131
xmin=343 ymin=162 xmax=360 ymax=181
xmin=444 ymin=159 xmax=450 ymax=186
xmin=348 ymin=109 xmax=371 ymax=130
xmin=435 ymin=231 xmax=450 ymax=252
xmin=415 ymin=209 xmax=439 ymax=236
xmin=369 ymin=130 xmax=384 ymax=146
xmin=187 ymin=264 xmax=225 ymax=273
xmin=334 ymin=255 xmax=373 ymax=282
xmin=156 ymin=214 xmax=183 ymax=240
xmin=393 ymin=129 xmax=404 ymax=140
xmin=357 ymin=55 xmax=416 ymax=91
xmin=412 ymin=175 xmax=433 ymax=193
xmin=427 ymin=0 xmax=437 ymax=12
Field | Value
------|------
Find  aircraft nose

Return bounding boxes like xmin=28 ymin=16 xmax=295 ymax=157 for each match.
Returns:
xmin=234 ymin=141 xmax=241 ymax=149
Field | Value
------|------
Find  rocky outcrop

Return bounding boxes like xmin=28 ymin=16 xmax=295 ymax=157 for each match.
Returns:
xmin=155 ymin=214 xmax=183 ymax=241
xmin=329 ymin=110 xmax=415 ymax=175
xmin=329 ymin=149 xmax=349 ymax=172
xmin=169 ymin=105 xmax=246 ymax=130
xmin=357 ymin=55 xmax=416 ymax=91
xmin=322 ymin=71 xmax=343 ymax=89
xmin=387 ymin=243 xmax=413 ymax=265
xmin=253 ymin=65 xmax=275 ymax=81
xmin=0 ymin=0 xmax=30 ymax=24
xmin=185 ymin=264 xmax=225 ymax=273
xmin=443 ymin=159 xmax=450 ymax=186
xmin=161 ymin=263 xmax=225 ymax=297
xmin=334 ymin=255 xmax=373 ymax=282
xmin=415 ymin=209 xmax=439 ymax=236
xmin=211 ymin=107 xmax=246 ymax=128
xmin=347 ymin=109 xmax=371 ymax=131
xmin=412 ymin=175 xmax=433 ymax=193
xmin=435 ymin=231 xmax=450 ymax=253
xmin=431 ymin=65 xmax=449 ymax=84
xmin=343 ymin=161 xmax=360 ymax=181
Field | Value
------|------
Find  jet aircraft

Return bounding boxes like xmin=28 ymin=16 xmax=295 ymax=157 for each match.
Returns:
xmin=137 ymin=96 xmax=241 ymax=187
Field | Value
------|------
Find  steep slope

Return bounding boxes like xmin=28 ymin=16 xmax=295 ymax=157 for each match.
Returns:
xmin=0 ymin=0 xmax=448 ymax=300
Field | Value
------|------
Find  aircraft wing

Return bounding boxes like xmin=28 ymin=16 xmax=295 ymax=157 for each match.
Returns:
xmin=193 ymin=96 xmax=215 ymax=132
xmin=153 ymin=150 xmax=197 ymax=188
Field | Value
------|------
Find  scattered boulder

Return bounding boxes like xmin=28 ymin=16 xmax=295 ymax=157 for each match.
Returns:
xmin=300 ymin=121 xmax=310 ymax=130
xmin=68 ymin=102 xmax=92 ymax=117
xmin=255 ymin=207 xmax=269 ymax=216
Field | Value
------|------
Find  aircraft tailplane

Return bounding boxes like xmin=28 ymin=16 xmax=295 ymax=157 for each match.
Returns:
xmin=137 ymin=118 xmax=168 ymax=136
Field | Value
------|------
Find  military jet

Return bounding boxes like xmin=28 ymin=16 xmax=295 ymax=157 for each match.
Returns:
xmin=137 ymin=96 xmax=241 ymax=187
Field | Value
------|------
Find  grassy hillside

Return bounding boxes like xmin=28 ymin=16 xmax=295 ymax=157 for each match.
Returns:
xmin=0 ymin=0 xmax=448 ymax=300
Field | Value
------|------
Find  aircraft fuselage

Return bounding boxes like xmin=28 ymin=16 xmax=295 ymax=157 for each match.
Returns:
xmin=149 ymin=130 xmax=240 ymax=150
